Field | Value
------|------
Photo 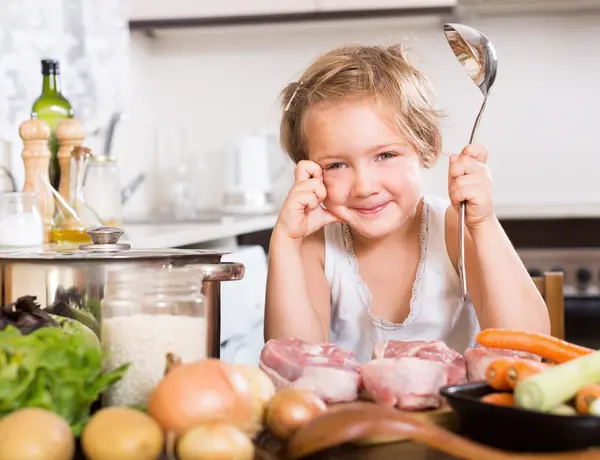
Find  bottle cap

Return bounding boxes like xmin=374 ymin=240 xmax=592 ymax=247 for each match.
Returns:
xmin=41 ymin=59 xmax=59 ymax=75
xmin=71 ymin=146 xmax=92 ymax=159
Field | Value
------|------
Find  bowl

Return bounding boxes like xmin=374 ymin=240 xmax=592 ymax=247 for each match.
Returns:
xmin=440 ymin=382 xmax=600 ymax=453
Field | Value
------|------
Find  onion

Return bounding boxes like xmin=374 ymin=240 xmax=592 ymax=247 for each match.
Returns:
xmin=265 ymin=388 xmax=328 ymax=440
xmin=164 ymin=352 xmax=182 ymax=375
xmin=231 ymin=364 xmax=276 ymax=437
xmin=147 ymin=358 xmax=254 ymax=437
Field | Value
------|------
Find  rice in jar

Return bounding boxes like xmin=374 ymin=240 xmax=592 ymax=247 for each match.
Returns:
xmin=101 ymin=266 xmax=206 ymax=407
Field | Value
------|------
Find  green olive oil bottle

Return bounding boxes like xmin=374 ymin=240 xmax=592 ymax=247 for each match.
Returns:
xmin=31 ymin=59 xmax=74 ymax=189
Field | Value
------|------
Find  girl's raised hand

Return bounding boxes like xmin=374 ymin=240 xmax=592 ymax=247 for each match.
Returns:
xmin=448 ymin=144 xmax=494 ymax=230
xmin=275 ymin=160 xmax=341 ymax=240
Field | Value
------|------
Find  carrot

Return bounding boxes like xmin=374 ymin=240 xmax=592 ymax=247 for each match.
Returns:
xmin=480 ymin=393 xmax=515 ymax=407
xmin=506 ymin=360 xmax=553 ymax=389
xmin=476 ymin=328 xmax=593 ymax=363
xmin=575 ymin=384 xmax=600 ymax=414
xmin=485 ymin=358 xmax=516 ymax=391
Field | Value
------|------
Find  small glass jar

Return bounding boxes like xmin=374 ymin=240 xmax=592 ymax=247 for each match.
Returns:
xmin=100 ymin=266 xmax=206 ymax=407
xmin=0 ymin=192 xmax=44 ymax=247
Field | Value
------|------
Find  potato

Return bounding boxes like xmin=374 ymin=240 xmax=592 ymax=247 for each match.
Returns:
xmin=177 ymin=422 xmax=254 ymax=460
xmin=81 ymin=407 xmax=164 ymax=460
xmin=0 ymin=407 xmax=74 ymax=460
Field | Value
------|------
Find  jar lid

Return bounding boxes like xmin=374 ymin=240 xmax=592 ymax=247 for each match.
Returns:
xmin=0 ymin=226 xmax=228 ymax=261
xmin=79 ymin=226 xmax=131 ymax=251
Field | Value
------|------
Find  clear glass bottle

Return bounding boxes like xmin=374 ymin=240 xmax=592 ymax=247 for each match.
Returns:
xmin=31 ymin=59 xmax=74 ymax=190
xmin=100 ymin=267 xmax=207 ymax=407
xmin=51 ymin=146 xmax=103 ymax=244
xmin=83 ymin=155 xmax=122 ymax=227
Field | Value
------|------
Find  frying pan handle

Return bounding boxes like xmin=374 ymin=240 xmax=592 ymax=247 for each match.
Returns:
xmin=193 ymin=262 xmax=245 ymax=282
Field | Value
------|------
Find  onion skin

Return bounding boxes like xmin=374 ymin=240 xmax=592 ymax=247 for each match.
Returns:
xmin=176 ymin=423 xmax=254 ymax=460
xmin=147 ymin=358 xmax=254 ymax=437
xmin=266 ymin=388 xmax=328 ymax=440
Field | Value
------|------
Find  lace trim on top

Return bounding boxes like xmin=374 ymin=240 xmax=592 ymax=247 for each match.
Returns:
xmin=341 ymin=201 xmax=430 ymax=330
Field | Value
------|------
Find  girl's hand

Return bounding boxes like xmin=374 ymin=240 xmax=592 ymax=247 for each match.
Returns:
xmin=275 ymin=160 xmax=341 ymax=240
xmin=448 ymin=144 xmax=494 ymax=229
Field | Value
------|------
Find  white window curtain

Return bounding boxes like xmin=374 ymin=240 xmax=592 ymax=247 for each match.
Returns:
xmin=0 ymin=0 xmax=130 ymax=188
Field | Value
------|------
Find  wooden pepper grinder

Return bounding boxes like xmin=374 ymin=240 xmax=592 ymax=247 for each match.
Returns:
xmin=56 ymin=118 xmax=85 ymax=202
xmin=19 ymin=119 xmax=55 ymax=243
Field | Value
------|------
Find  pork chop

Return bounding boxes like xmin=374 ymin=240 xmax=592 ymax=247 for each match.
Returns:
xmin=463 ymin=346 xmax=542 ymax=382
xmin=259 ymin=337 xmax=361 ymax=403
xmin=374 ymin=339 xmax=467 ymax=385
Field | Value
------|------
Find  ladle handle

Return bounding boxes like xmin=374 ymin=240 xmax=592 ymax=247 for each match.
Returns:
xmin=459 ymin=96 xmax=489 ymax=302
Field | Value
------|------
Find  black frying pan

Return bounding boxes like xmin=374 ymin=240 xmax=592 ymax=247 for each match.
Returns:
xmin=440 ymin=382 xmax=600 ymax=453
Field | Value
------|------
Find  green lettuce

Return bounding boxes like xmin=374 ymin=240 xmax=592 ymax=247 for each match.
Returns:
xmin=0 ymin=325 xmax=128 ymax=435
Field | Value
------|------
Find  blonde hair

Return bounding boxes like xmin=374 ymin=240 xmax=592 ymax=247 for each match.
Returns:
xmin=280 ymin=44 xmax=443 ymax=168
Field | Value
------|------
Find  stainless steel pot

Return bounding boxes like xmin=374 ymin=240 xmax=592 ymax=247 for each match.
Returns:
xmin=0 ymin=226 xmax=245 ymax=358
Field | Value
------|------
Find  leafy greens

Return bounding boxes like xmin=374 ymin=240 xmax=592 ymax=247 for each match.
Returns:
xmin=0 ymin=325 xmax=128 ymax=435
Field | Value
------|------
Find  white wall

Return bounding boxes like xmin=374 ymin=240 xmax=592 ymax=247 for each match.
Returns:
xmin=118 ymin=11 xmax=600 ymax=219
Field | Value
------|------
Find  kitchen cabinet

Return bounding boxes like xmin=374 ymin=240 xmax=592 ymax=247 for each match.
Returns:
xmin=128 ymin=0 xmax=454 ymax=29
xmin=315 ymin=0 xmax=456 ymax=11
xmin=128 ymin=0 xmax=316 ymax=21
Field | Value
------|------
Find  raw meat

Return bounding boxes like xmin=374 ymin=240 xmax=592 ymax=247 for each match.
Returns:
xmin=373 ymin=340 xmax=467 ymax=385
xmin=259 ymin=337 xmax=361 ymax=403
xmin=360 ymin=357 xmax=450 ymax=410
xmin=360 ymin=340 xmax=468 ymax=410
xmin=463 ymin=346 xmax=542 ymax=382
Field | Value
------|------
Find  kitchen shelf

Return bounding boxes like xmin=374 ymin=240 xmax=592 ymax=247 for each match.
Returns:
xmin=128 ymin=6 xmax=455 ymax=31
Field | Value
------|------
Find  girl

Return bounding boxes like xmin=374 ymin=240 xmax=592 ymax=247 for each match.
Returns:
xmin=264 ymin=43 xmax=550 ymax=363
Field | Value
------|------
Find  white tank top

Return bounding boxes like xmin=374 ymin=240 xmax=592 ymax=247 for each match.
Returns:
xmin=324 ymin=195 xmax=480 ymax=363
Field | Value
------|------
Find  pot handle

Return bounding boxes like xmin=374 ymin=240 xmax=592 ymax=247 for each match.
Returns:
xmin=193 ymin=262 xmax=245 ymax=282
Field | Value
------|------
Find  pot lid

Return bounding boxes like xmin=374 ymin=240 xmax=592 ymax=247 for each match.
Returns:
xmin=0 ymin=226 xmax=229 ymax=261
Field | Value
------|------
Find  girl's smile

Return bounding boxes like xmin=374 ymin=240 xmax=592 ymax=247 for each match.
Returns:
xmin=352 ymin=201 xmax=391 ymax=216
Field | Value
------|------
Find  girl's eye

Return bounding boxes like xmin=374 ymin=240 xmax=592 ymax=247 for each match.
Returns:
xmin=377 ymin=152 xmax=396 ymax=161
xmin=325 ymin=162 xmax=347 ymax=170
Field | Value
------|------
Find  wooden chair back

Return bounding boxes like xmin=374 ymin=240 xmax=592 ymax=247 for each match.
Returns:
xmin=532 ymin=271 xmax=565 ymax=339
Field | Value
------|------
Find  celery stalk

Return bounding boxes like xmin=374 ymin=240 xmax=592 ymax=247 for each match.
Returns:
xmin=514 ymin=349 xmax=600 ymax=412
xmin=549 ymin=404 xmax=577 ymax=416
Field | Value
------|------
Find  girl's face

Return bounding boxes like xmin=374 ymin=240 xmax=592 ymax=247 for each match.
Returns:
xmin=305 ymin=98 xmax=424 ymax=239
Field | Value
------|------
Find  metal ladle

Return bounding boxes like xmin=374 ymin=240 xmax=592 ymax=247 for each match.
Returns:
xmin=443 ymin=23 xmax=498 ymax=302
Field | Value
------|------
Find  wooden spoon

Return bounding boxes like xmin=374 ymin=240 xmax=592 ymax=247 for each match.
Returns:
xmin=287 ymin=402 xmax=600 ymax=460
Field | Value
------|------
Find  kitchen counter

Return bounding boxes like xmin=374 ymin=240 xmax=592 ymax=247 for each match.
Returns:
xmin=495 ymin=202 xmax=600 ymax=220
xmin=0 ymin=213 xmax=277 ymax=254
xmin=121 ymin=213 xmax=278 ymax=248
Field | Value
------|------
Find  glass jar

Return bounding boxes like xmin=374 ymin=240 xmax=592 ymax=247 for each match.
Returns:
xmin=0 ymin=192 xmax=44 ymax=247
xmin=83 ymin=155 xmax=122 ymax=227
xmin=100 ymin=266 xmax=206 ymax=407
